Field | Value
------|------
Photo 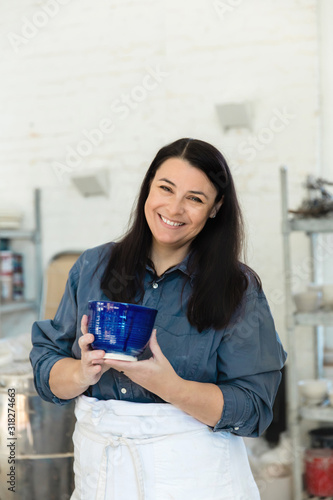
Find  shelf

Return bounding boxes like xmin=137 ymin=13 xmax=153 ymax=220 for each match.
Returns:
xmin=288 ymin=217 xmax=333 ymax=233
xmin=302 ymin=494 xmax=333 ymax=500
xmin=0 ymin=301 xmax=37 ymax=314
xmin=0 ymin=229 xmax=36 ymax=240
xmin=0 ymin=189 xmax=42 ymax=334
xmin=300 ymin=405 xmax=333 ymax=422
xmin=280 ymin=167 xmax=333 ymax=500
xmin=295 ymin=311 xmax=333 ymax=326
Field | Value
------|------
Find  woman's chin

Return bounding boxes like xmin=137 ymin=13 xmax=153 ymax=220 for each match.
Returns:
xmin=152 ymin=234 xmax=184 ymax=247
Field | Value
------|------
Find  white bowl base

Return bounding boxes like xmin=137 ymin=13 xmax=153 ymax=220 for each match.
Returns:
xmin=103 ymin=352 xmax=137 ymax=362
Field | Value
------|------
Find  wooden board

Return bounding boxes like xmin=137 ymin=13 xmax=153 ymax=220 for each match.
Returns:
xmin=43 ymin=252 xmax=82 ymax=320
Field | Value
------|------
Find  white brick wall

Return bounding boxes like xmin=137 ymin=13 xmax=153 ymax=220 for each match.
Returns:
xmin=0 ymin=0 xmax=321 ymax=365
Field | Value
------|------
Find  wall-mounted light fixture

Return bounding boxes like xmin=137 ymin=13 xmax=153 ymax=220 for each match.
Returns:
xmin=215 ymin=102 xmax=254 ymax=131
xmin=70 ymin=169 xmax=109 ymax=197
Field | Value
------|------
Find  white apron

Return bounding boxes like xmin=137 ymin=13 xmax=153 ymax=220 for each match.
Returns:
xmin=70 ymin=395 xmax=260 ymax=500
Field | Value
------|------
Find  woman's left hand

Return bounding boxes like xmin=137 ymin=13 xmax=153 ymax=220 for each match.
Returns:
xmin=103 ymin=329 xmax=183 ymax=402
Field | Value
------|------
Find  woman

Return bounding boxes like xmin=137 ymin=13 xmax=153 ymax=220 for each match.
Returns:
xmin=30 ymin=138 xmax=287 ymax=500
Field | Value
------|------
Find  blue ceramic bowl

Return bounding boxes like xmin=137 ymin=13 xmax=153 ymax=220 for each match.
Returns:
xmin=88 ymin=301 xmax=158 ymax=361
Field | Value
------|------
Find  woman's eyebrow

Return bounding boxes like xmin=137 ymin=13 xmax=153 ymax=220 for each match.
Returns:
xmin=158 ymin=177 xmax=176 ymax=187
xmin=158 ymin=178 xmax=208 ymax=199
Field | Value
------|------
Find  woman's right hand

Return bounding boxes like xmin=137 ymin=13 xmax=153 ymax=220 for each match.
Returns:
xmin=77 ymin=315 xmax=111 ymax=387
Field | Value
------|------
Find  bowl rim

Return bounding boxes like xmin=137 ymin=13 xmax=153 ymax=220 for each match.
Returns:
xmin=88 ymin=300 xmax=157 ymax=313
xmin=298 ymin=378 xmax=331 ymax=386
xmin=293 ymin=291 xmax=320 ymax=297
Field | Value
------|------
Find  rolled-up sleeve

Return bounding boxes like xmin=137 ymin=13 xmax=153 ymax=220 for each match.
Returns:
xmin=30 ymin=262 xmax=80 ymax=405
xmin=213 ymin=289 xmax=287 ymax=437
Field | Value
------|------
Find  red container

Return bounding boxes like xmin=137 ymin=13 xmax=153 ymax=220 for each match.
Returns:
xmin=0 ymin=251 xmax=24 ymax=301
xmin=305 ymin=448 xmax=333 ymax=497
xmin=0 ymin=251 xmax=14 ymax=276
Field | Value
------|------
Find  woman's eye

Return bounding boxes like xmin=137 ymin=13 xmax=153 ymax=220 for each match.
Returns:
xmin=189 ymin=196 xmax=203 ymax=203
xmin=158 ymin=186 xmax=202 ymax=203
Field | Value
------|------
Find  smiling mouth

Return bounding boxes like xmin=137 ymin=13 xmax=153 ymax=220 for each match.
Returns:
xmin=158 ymin=214 xmax=185 ymax=227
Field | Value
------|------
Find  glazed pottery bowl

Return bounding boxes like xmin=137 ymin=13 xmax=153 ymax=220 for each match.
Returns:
xmin=88 ymin=301 xmax=158 ymax=361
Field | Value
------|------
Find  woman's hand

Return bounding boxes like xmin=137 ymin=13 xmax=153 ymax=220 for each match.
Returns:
xmin=104 ymin=329 xmax=183 ymax=402
xmin=76 ymin=315 xmax=111 ymax=388
xmin=49 ymin=315 xmax=112 ymax=400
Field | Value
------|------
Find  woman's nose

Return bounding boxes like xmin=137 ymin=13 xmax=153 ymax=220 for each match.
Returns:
xmin=168 ymin=197 xmax=185 ymax=216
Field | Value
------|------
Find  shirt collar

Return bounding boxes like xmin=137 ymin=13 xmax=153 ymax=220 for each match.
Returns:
xmin=145 ymin=251 xmax=197 ymax=279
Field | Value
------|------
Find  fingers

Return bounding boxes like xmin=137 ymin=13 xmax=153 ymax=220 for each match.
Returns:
xmin=103 ymin=359 xmax=132 ymax=372
xmin=78 ymin=332 xmax=95 ymax=352
xmin=149 ymin=329 xmax=161 ymax=357
xmin=79 ymin=315 xmax=105 ymax=360
xmin=79 ymin=341 xmax=105 ymax=376
xmin=81 ymin=314 xmax=89 ymax=335
xmin=79 ymin=315 xmax=95 ymax=351
xmin=76 ymin=315 xmax=109 ymax=386
xmin=80 ymin=339 xmax=105 ymax=362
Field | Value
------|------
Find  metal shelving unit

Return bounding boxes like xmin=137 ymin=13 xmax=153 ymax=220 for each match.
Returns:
xmin=295 ymin=311 xmax=333 ymax=326
xmin=280 ymin=167 xmax=333 ymax=500
xmin=300 ymin=405 xmax=333 ymax=422
xmin=0 ymin=189 xmax=42 ymax=334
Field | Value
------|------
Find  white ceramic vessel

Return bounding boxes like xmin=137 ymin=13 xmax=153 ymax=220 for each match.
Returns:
xmin=298 ymin=379 xmax=332 ymax=405
xmin=293 ymin=291 xmax=321 ymax=313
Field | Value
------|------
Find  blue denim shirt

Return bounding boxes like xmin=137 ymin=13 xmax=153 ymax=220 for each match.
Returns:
xmin=30 ymin=242 xmax=287 ymax=437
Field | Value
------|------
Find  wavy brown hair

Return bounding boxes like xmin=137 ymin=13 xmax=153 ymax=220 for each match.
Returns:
xmin=100 ymin=138 xmax=261 ymax=332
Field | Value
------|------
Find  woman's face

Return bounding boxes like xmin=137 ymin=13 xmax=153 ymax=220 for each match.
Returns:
xmin=144 ymin=157 xmax=223 ymax=255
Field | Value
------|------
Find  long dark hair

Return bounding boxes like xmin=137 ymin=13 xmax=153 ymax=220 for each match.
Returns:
xmin=100 ymin=138 xmax=261 ymax=332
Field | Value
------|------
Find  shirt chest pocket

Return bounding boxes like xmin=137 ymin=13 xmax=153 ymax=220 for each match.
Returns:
xmin=154 ymin=313 xmax=211 ymax=380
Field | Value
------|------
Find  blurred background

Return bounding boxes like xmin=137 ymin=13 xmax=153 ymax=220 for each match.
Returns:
xmin=1 ymin=1 xmax=333 ymax=499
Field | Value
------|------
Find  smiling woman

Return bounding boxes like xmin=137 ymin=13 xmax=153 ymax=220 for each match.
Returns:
xmin=30 ymin=138 xmax=287 ymax=500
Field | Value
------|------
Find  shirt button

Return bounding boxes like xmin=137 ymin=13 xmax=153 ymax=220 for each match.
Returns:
xmin=121 ymin=388 xmax=127 ymax=394
xmin=152 ymin=282 xmax=158 ymax=289
xmin=234 ymin=427 xmax=239 ymax=431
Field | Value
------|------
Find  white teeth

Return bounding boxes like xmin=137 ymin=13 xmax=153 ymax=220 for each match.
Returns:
xmin=160 ymin=215 xmax=184 ymax=227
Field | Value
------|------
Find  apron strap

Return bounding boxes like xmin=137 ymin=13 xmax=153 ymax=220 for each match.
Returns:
xmin=77 ymin=424 xmax=146 ymax=500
